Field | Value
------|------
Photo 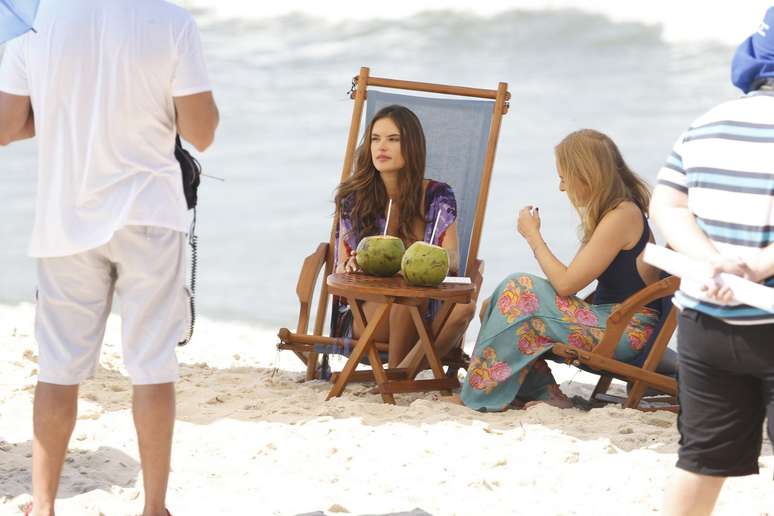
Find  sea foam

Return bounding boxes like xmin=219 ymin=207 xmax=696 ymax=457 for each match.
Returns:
xmin=176 ymin=0 xmax=770 ymax=46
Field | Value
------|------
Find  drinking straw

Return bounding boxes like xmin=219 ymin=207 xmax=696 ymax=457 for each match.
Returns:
xmin=429 ymin=210 xmax=442 ymax=244
xmin=383 ymin=199 xmax=392 ymax=236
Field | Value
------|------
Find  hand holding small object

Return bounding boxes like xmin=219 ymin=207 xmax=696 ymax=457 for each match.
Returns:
xmin=344 ymin=251 xmax=361 ymax=273
xmin=701 ymin=256 xmax=755 ymax=303
xmin=517 ymin=205 xmax=541 ymax=240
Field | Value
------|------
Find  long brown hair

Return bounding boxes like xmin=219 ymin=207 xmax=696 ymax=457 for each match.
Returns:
xmin=555 ymin=129 xmax=651 ymax=243
xmin=334 ymin=105 xmax=427 ymax=244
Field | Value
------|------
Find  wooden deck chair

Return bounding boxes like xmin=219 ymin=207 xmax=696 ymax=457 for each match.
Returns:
xmin=550 ymin=275 xmax=681 ymax=411
xmin=277 ymin=67 xmax=510 ymax=384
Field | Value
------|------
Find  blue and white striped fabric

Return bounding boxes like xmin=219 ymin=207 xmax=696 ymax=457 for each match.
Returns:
xmin=656 ymin=91 xmax=774 ymax=325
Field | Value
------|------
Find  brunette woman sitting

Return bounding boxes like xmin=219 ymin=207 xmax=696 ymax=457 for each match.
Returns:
xmin=333 ymin=105 xmax=476 ymax=368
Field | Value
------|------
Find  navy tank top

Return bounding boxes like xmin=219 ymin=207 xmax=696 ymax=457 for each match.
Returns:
xmin=593 ymin=211 xmax=660 ymax=312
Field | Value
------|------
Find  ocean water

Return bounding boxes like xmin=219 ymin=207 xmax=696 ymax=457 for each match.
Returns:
xmin=0 ymin=1 xmax=764 ymax=337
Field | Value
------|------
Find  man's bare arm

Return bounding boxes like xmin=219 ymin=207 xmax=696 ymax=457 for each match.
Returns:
xmin=0 ymin=92 xmax=34 ymax=146
xmin=749 ymin=243 xmax=774 ymax=282
xmin=650 ymin=184 xmax=720 ymax=260
xmin=173 ymin=91 xmax=219 ymax=152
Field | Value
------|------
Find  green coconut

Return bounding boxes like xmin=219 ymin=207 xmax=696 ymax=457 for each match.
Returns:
xmin=355 ymin=235 xmax=405 ymax=276
xmin=401 ymin=241 xmax=449 ymax=287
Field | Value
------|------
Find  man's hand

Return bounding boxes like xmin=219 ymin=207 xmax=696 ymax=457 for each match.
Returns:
xmin=701 ymin=257 xmax=755 ymax=303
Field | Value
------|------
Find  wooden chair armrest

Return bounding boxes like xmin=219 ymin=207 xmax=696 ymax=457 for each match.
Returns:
xmin=609 ymin=276 xmax=680 ymax=323
xmin=293 ymin=242 xmax=330 ymax=335
xmin=591 ymin=275 xmax=680 ymax=358
xmin=469 ymin=259 xmax=485 ymax=302
xmin=296 ymin=242 xmax=330 ymax=304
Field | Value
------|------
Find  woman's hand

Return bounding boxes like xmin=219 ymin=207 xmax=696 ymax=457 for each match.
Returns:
xmin=517 ymin=206 xmax=541 ymax=241
xmin=336 ymin=251 xmax=361 ymax=273
xmin=343 ymin=251 xmax=361 ymax=273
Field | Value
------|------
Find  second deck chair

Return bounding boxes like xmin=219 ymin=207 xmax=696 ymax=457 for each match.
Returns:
xmin=277 ymin=67 xmax=510 ymax=387
xmin=550 ymin=274 xmax=681 ymax=411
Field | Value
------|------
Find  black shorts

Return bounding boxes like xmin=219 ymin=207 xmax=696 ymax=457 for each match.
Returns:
xmin=676 ymin=308 xmax=774 ymax=477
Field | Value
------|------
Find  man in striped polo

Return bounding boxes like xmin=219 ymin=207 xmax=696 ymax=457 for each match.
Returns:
xmin=651 ymin=7 xmax=774 ymax=516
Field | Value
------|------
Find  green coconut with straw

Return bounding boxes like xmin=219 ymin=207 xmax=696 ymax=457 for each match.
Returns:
xmin=356 ymin=199 xmax=405 ymax=276
xmin=401 ymin=211 xmax=449 ymax=287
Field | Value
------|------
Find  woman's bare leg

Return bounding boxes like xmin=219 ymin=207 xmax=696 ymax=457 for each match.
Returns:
xmin=432 ymin=301 xmax=477 ymax=360
xmin=351 ymin=302 xmax=420 ymax=368
xmin=387 ymin=304 xmax=418 ymax=368
xmin=479 ymin=296 xmax=491 ymax=322
xmin=351 ymin=302 xmax=390 ymax=344
xmin=397 ymin=301 xmax=477 ymax=370
xmin=353 ymin=300 xmax=475 ymax=370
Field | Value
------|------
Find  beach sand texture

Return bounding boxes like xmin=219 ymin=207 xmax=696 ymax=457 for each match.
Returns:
xmin=1 ymin=303 xmax=772 ymax=516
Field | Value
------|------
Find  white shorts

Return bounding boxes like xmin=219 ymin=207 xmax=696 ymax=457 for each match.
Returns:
xmin=35 ymin=226 xmax=187 ymax=385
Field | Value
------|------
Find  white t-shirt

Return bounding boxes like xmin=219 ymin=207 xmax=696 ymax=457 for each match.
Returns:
xmin=0 ymin=0 xmax=212 ymax=257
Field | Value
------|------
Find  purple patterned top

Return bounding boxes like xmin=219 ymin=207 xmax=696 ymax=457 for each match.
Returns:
xmin=336 ymin=180 xmax=458 ymax=266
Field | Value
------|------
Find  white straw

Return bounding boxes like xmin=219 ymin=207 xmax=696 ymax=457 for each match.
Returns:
xmin=429 ymin=210 xmax=442 ymax=244
xmin=383 ymin=199 xmax=392 ymax=236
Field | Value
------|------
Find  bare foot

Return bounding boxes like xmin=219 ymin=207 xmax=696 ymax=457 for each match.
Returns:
xmin=433 ymin=393 xmax=463 ymax=405
xmin=509 ymin=398 xmax=526 ymax=410
xmin=522 ymin=384 xmax=574 ymax=409
xmin=524 ymin=398 xmax=574 ymax=410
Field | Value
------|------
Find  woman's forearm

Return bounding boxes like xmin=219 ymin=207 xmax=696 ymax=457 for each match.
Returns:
xmin=526 ymin=233 xmax=571 ymax=294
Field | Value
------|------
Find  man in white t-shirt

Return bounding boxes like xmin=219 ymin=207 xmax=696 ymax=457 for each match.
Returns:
xmin=0 ymin=1 xmax=219 ymax=515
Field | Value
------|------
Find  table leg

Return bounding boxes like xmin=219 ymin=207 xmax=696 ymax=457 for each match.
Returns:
xmin=349 ymin=298 xmax=367 ymax=329
xmin=407 ymin=305 xmax=447 ymax=381
xmin=349 ymin=300 xmax=396 ymax=404
xmin=403 ymin=301 xmax=454 ymax=379
xmin=326 ymin=301 xmax=391 ymax=400
xmin=366 ymin=345 xmax=395 ymax=404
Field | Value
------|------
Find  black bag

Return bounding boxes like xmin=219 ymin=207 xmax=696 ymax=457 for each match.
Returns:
xmin=175 ymin=135 xmax=201 ymax=210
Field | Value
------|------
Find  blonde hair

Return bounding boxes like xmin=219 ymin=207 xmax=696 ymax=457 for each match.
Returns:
xmin=555 ymin=129 xmax=651 ymax=243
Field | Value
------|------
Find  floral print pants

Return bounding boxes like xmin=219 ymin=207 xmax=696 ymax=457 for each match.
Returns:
xmin=460 ymin=273 xmax=659 ymax=411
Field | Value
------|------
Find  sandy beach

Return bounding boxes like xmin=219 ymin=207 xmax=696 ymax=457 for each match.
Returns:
xmin=0 ymin=302 xmax=772 ymax=516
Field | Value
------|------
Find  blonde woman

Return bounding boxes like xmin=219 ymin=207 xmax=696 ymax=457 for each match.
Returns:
xmin=461 ymin=129 xmax=662 ymax=411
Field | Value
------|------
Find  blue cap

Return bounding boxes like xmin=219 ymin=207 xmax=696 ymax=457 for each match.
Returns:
xmin=732 ymin=7 xmax=774 ymax=93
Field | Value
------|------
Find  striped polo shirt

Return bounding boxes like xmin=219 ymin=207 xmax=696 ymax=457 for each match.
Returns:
xmin=656 ymin=90 xmax=774 ymax=325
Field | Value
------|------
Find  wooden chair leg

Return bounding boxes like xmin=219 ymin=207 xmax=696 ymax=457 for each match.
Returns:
xmin=305 ymin=351 xmax=319 ymax=381
xmin=591 ymin=375 xmax=613 ymax=400
xmin=623 ymin=380 xmax=648 ymax=410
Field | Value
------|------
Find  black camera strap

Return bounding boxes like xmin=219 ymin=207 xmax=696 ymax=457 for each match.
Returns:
xmin=179 ymin=209 xmax=198 ymax=346
xmin=175 ymin=136 xmax=201 ymax=346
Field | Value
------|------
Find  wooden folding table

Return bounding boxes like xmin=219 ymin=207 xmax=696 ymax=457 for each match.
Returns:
xmin=325 ymin=273 xmax=474 ymax=404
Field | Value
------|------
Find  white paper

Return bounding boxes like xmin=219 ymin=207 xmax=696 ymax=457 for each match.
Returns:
xmin=442 ymin=276 xmax=472 ymax=285
xmin=643 ymin=244 xmax=774 ymax=313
